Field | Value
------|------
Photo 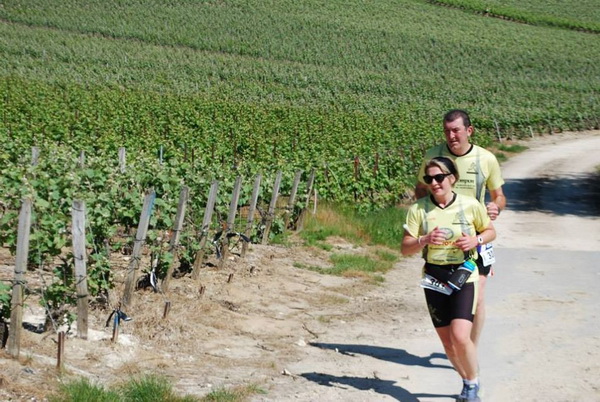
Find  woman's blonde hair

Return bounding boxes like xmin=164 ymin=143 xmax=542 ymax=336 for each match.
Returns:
xmin=425 ymin=156 xmax=460 ymax=182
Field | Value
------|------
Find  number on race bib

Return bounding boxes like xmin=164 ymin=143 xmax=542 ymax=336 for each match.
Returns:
xmin=478 ymin=242 xmax=496 ymax=266
xmin=420 ymin=274 xmax=453 ymax=295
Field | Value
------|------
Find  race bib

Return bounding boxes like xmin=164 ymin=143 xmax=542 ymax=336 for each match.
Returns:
xmin=420 ymin=274 xmax=453 ymax=296
xmin=478 ymin=242 xmax=496 ymax=266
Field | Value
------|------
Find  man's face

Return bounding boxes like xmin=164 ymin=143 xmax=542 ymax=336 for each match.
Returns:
xmin=443 ymin=117 xmax=473 ymax=154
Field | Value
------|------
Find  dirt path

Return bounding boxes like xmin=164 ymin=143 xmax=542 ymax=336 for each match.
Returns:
xmin=251 ymin=130 xmax=600 ymax=401
xmin=479 ymin=132 xmax=600 ymax=401
xmin=1 ymin=131 xmax=599 ymax=401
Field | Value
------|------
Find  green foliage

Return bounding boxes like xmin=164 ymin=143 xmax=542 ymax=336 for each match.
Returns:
xmin=429 ymin=0 xmax=600 ymax=32
xmin=0 ymin=0 xmax=598 ymax=160
xmin=0 ymin=281 xmax=11 ymax=321
xmin=481 ymin=0 xmax=600 ymax=26
xmin=0 ymin=0 xmax=597 ymax=318
xmin=40 ymin=259 xmax=77 ymax=328
xmin=87 ymin=251 xmax=113 ymax=297
xmin=0 ymin=0 xmax=598 ymax=210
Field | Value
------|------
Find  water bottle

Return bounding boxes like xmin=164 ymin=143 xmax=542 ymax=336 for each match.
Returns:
xmin=447 ymin=259 xmax=477 ymax=291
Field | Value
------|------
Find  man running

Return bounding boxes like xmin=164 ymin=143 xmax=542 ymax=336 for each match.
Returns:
xmin=415 ymin=109 xmax=506 ymax=348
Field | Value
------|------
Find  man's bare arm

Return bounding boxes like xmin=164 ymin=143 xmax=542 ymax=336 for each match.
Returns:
xmin=414 ymin=182 xmax=429 ymax=199
xmin=486 ymin=187 xmax=506 ymax=220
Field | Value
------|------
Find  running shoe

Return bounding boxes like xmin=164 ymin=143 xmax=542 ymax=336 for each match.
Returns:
xmin=458 ymin=383 xmax=480 ymax=401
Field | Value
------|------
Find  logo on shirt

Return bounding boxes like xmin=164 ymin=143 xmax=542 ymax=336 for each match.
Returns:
xmin=453 ymin=212 xmax=469 ymax=226
xmin=439 ymin=227 xmax=454 ymax=240
xmin=466 ymin=162 xmax=478 ymax=175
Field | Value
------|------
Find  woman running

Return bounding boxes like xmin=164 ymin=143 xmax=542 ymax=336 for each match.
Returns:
xmin=401 ymin=156 xmax=496 ymax=401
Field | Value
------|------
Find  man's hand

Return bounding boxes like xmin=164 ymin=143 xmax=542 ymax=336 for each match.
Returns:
xmin=486 ymin=201 xmax=500 ymax=220
xmin=488 ymin=188 xmax=506 ymax=220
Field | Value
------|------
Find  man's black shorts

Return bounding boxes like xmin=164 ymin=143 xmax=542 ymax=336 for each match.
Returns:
xmin=476 ymin=254 xmax=491 ymax=276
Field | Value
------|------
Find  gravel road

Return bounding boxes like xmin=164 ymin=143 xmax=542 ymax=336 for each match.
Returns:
xmin=253 ymin=131 xmax=600 ymax=402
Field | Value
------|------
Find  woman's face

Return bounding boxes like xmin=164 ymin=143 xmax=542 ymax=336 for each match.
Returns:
xmin=425 ymin=166 xmax=454 ymax=196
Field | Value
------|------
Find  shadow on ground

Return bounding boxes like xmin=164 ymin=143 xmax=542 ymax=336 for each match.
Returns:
xmin=300 ymin=372 xmax=455 ymax=401
xmin=305 ymin=343 xmax=455 ymax=400
xmin=500 ymin=173 xmax=600 ymax=217
xmin=309 ymin=342 xmax=452 ymax=370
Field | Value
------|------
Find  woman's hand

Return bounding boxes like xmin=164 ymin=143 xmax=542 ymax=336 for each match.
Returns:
xmin=402 ymin=226 xmax=441 ymax=256
xmin=426 ymin=226 xmax=446 ymax=246
xmin=454 ymin=232 xmax=476 ymax=252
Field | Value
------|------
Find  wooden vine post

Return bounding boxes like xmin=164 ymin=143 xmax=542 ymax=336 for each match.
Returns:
xmin=57 ymin=331 xmax=66 ymax=370
xmin=241 ymin=174 xmax=262 ymax=258
xmin=31 ymin=147 xmax=40 ymax=166
xmin=162 ymin=186 xmax=189 ymax=292
xmin=353 ymin=156 xmax=360 ymax=201
xmin=296 ymin=168 xmax=316 ymax=231
xmin=218 ymin=176 xmax=242 ymax=268
xmin=8 ymin=198 xmax=32 ymax=358
xmin=72 ymin=200 xmax=89 ymax=340
xmin=122 ymin=189 xmax=156 ymax=308
xmin=494 ymin=119 xmax=502 ymax=142
xmin=282 ymin=170 xmax=303 ymax=232
xmin=261 ymin=170 xmax=282 ymax=245
xmin=118 ymin=147 xmax=126 ymax=173
xmin=191 ymin=181 xmax=219 ymax=280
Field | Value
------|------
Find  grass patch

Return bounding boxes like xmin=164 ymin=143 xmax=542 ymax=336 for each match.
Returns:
xmin=329 ymin=254 xmax=391 ymax=275
xmin=269 ymin=231 xmax=291 ymax=247
xmin=494 ymin=152 xmax=508 ymax=163
xmin=317 ymin=315 xmax=333 ymax=324
xmin=297 ymin=203 xmax=402 ymax=282
xmin=202 ymin=384 xmax=267 ymax=402
xmin=119 ymin=375 xmax=195 ymax=402
xmin=374 ymin=249 xmax=398 ymax=262
xmin=315 ymin=294 xmax=350 ymax=305
xmin=295 ymin=252 xmax=395 ymax=282
xmin=300 ymin=202 xmax=406 ymax=249
xmin=493 ymin=142 xmax=528 ymax=162
xmin=49 ymin=378 xmax=120 ymax=402
xmin=300 ymin=203 xmax=370 ymax=246
xmin=48 ymin=375 xmax=265 ymax=402
xmin=498 ymin=143 xmax=529 ymax=153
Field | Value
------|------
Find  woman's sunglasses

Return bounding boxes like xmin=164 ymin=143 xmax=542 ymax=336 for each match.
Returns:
xmin=423 ymin=173 xmax=452 ymax=184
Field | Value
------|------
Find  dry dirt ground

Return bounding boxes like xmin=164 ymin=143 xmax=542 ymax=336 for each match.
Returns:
xmin=1 ymin=130 xmax=599 ymax=402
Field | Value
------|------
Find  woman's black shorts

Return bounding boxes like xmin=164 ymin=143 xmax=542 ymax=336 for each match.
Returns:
xmin=424 ymin=282 xmax=476 ymax=328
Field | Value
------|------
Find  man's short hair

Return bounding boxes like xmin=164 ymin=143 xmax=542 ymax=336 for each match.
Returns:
xmin=443 ymin=109 xmax=471 ymax=128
